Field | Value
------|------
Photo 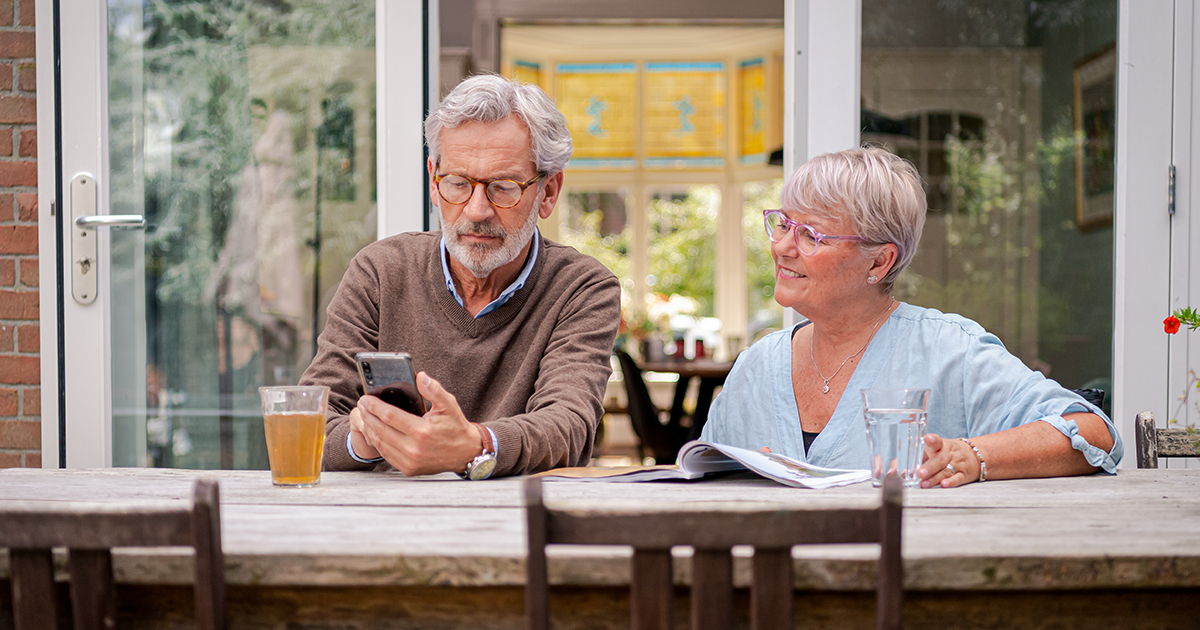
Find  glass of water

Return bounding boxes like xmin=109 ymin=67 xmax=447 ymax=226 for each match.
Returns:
xmin=861 ymin=388 xmax=930 ymax=488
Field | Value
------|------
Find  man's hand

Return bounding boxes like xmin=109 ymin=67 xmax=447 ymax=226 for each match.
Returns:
xmin=353 ymin=371 xmax=484 ymax=477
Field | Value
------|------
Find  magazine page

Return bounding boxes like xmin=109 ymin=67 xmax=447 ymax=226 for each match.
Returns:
xmin=677 ymin=441 xmax=870 ymax=489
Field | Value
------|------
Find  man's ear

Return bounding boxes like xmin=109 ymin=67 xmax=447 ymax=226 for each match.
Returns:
xmin=538 ymin=171 xmax=565 ymax=220
xmin=427 ymin=158 xmax=440 ymax=210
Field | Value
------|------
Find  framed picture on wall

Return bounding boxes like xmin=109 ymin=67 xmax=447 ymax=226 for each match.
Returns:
xmin=1073 ymin=43 xmax=1116 ymax=231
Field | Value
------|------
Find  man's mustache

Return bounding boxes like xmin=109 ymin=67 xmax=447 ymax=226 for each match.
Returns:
xmin=455 ymin=220 xmax=507 ymax=240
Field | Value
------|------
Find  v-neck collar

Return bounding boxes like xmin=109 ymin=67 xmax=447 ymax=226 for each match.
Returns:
xmin=774 ymin=305 xmax=904 ymax=463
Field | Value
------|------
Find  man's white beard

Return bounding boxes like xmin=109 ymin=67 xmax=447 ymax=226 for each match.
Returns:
xmin=444 ymin=201 xmax=540 ymax=279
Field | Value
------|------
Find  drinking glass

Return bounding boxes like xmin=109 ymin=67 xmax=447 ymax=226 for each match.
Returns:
xmin=259 ymin=386 xmax=330 ymax=487
xmin=861 ymin=388 xmax=930 ymax=488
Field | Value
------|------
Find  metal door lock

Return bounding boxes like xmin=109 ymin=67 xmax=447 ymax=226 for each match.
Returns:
xmin=70 ymin=173 xmax=145 ymax=305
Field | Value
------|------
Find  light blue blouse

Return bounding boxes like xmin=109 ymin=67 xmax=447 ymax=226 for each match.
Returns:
xmin=700 ymin=303 xmax=1122 ymax=473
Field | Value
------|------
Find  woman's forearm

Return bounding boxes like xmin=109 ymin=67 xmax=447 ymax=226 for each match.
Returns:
xmin=969 ymin=413 xmax=1113 ymax=480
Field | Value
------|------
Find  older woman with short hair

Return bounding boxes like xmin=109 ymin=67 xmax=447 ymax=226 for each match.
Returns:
xmin=701 ymin=147 xmax=1120 ymax=487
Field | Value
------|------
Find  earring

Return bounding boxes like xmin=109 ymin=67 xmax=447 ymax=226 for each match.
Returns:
xmin=868 ymin=275 xmax=878 ymax=284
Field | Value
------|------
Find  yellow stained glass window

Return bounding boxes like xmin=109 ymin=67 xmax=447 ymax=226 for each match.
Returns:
xmin=740 ymin=58 xmax=767 ymax=163
xmin=555 ymin=63 xmax=636 ymax=168
xmin=643 ymin=62 xmax=726 ymax=168
xmin=510 ymin=60 xmax=542 ymax=89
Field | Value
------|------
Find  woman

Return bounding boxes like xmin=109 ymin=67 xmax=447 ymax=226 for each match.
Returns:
xmin=701 ymin=147 xmax=1121 ymax=487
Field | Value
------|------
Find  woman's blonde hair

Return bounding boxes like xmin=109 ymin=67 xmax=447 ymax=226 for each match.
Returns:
xmin=782 ymin=146 xmax=926 ymax=288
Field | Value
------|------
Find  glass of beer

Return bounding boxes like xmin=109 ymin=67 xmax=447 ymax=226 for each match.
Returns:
xmin=259 ymin=386 xmax=330 ymax=487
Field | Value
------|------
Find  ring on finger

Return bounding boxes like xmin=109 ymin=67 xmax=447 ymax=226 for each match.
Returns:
xmin=944 ymin=463 xmax=957 ymax=475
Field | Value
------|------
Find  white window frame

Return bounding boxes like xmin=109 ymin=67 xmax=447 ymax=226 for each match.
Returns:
xmin=36 ymin=0 xmax=437 ymax=467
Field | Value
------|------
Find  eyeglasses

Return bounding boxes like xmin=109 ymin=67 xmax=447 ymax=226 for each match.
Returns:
xmin=763 ymin=209 xmax=867 ymax=256
xmin=433 ymin=172 xmax=545 ymax=209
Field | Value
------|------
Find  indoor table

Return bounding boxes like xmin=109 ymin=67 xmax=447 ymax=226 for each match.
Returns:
xmin=637 ymin=358 xmax=733 ymax=440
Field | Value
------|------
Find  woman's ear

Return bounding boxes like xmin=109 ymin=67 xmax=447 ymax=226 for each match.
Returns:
xmin=868 ymin=243 xmax=899 ymax=283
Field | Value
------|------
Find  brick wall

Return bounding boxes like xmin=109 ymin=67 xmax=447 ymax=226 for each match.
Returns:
xmin=0 ymin=0 xmax=38 ymax=468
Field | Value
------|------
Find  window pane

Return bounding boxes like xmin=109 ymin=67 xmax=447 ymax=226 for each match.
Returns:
xmin=862 ymin=0 xmax=1116 ymax=404
xmin=743 ymin=180 xmax=783 ymax=342
xmin=648 ymin=187 xmax=720 ymax=318
xmin=560 ymin=190 xmax=633 ymax=297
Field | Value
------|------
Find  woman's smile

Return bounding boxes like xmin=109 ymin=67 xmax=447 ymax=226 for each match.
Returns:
xmin=777 ymin=266 xmax=805 ymax=279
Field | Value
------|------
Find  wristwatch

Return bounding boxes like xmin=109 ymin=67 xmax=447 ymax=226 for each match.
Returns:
xmin=461 ymin=424 xmax=497 ymax=480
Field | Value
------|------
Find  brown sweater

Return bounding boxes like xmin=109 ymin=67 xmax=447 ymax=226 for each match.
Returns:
xmin=299 ymin=231 xmax=621 ymax=476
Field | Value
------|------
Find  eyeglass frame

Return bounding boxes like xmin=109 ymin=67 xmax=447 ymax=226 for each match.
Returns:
xmin=762 ymin=209 xmax=868 ymax=256
xmin=432 ymin=172 xmax=546 ymax=209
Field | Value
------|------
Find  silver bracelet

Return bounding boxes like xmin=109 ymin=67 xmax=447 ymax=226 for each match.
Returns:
xmin=960 ymin=437 xmax=987 ymax=482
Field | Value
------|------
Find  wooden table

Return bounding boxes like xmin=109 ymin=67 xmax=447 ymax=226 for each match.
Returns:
xmin=1 ymin=467 xmax=1199 ymax=629
xmin=638 ymin=359 xmax=733 ymax=440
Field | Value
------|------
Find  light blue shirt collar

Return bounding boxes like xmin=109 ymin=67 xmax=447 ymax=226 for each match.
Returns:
xmin=439 ymin=228 xmax=540 ymax=319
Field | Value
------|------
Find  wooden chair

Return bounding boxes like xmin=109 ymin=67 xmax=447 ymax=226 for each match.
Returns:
xmin=0 ymin=478 xmax=226 ymax=630
xmin=525 ymin=475 xmax=903 ymax=630
xmin=1135 ymin=411 xmax=1200 ymax=468
xmin=614 ymin=349 xmax=692 ymax=464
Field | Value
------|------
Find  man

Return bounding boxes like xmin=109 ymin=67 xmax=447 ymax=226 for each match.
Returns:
xmin=299 ymin=74 xmax=621 ymax=478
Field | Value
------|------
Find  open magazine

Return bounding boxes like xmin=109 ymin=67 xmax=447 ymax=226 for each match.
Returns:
xmin=537 ymin=440 xmax=870 ymax=489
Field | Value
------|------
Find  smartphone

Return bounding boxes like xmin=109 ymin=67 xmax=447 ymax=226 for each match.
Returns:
xmin=355 ymin=352 xmax=427 ymax=416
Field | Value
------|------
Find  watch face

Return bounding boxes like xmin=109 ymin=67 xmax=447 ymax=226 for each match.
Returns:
xmin=468 ymin=455 xmax=497 ymax=480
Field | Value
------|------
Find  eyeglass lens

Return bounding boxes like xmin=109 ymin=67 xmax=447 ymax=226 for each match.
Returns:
xmin=438 ymin=175 xmax=525 ymax=208
xmin=765 ymin=212 xmax=819 ymax=255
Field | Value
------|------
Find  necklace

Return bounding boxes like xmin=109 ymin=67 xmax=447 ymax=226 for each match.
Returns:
xmin=809 ymin=298 xmax=895 ymax=394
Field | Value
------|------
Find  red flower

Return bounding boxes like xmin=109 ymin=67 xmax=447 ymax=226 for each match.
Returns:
xmin=1165 ymin=315 xmax=1182 ymax=334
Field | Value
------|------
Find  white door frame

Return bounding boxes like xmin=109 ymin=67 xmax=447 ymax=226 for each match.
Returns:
xmin=782 ymin=0 xmax=862 ymax=329
xmin=1113 ymin=0 xmax=1175 ymax=465
xmin=1166 ymin=0 xmax=1200 ymax=463
xmin=36 ymin=0 xmax=437 ymax=468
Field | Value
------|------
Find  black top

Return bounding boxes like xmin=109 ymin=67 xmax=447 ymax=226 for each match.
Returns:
xmin=792 ymin=323 xmax=821 ymax=456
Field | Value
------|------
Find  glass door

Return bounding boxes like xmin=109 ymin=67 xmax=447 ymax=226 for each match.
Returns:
xmin=53 ymin=0 xmax=434 ymax=468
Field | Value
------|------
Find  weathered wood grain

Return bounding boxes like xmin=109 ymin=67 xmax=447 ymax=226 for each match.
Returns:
xmin=0 ymin=468 xmax=1198 ymax=593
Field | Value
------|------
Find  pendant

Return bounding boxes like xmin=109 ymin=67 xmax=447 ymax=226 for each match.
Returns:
xmin=822 ymin=382 xmax=830 ymax=394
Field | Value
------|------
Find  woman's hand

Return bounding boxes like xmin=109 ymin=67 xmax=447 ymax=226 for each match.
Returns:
xmin=916 ymin=433 xmax=978 ymax=488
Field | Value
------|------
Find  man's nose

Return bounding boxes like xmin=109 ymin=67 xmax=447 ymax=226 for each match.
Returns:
xmin=463 ymin=182 xmax=497 ymax=222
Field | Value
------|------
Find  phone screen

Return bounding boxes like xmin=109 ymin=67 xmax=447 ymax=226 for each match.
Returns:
xmin=355 ymin=352 xmax=427 ymax=416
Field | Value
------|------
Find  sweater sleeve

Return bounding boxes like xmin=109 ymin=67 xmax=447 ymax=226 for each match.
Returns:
xmin=299 ymin=250 xmax=383 ymax=471
xmin=489 ymin=265 xmax=622 ymax=476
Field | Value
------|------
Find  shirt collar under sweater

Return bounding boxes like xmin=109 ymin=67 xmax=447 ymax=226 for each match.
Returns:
xmin=439 ymin=228 xmax=540 ymax=319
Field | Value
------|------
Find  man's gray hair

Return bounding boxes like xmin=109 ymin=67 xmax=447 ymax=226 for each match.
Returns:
xmin=425 ymin=74 xmax=572 ymax=174
xmin=783 ymin=147 xmax=927 ymax=289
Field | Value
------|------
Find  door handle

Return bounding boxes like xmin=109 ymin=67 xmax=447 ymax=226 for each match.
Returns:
xmin=70 ymin=174 xmax=144 ymax=305
xmin=75 ymin=214 xmax=146 ymax=229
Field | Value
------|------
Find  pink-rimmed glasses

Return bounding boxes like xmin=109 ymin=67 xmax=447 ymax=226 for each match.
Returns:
xmin=763 ymin=209 xmax=868 ymax=256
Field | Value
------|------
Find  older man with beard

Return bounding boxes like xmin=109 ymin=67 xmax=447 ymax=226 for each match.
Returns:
xmin=299 ymin=75 xmax=621 ymax=479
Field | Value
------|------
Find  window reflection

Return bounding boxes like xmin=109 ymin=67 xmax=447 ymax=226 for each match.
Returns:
xmin=108 ymin=0 xmax=377 ymax=468
xmin=862 ymin=0 xmax=1116 ymax=402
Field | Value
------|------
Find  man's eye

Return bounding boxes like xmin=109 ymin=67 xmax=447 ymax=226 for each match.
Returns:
xmin=491 ymin=182 xmax=520 ymax=194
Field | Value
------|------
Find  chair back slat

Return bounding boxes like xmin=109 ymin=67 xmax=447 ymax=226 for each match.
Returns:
xmin=750 ymin=548 xmax=792 ymax=630
xmin=3 ymin=479 xmax=226 ymax=630
xmin=878 ymin=475 xmax=904 ymax=630
xmin=1135 ymin=411 xmax=1200 ymax=468
xmin=690 ymin=549 xmax=733 ymax=630
xmin=631 ymin=549 xmax=673 ymax=630
xmin=191 ymin=479 xmax=226 ymax=630
xmin=0 ymin=511 xmax=194 ymax=549
xmin=523 ymin=477 xmax=551 ymax=630
xmin=546 ymin=508 xmax=881 ymax=548
xmin=67 ymin=550 xmax=115 ymax=630
xmin=10 ymin=549 xmax=56 ymax=630
xmin=526 ymin=475 xmax=903 ymax=630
